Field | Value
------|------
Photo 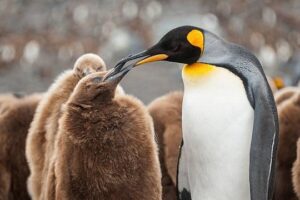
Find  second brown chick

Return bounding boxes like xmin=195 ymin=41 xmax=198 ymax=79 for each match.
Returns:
xmin=148 ymin=91 xmax=183 ymax=200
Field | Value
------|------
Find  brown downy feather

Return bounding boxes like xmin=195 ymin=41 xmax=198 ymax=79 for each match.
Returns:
xmin=275 ymin=87 xmax=300 ymax=106
xmin=0 ymin=93 xmax=42 ymax=200
xmin=0 ymin=93 xmax=20 ymax=116
xmin=274 ymin=88 xmax=300 ymax=200
xmin=293 ymin=139 xmax=300 ymax=199
xmin=148 ymin=91 xmax=183 ymax=200
xmin=25 ymin=54 xmax=106 ymax=199
xmin=50 ymin=71 xmax=162 ymax=200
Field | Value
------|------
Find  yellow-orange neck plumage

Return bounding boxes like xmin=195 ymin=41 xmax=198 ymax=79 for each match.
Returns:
xmin=182 ymin=63 xmax=216 ymax=82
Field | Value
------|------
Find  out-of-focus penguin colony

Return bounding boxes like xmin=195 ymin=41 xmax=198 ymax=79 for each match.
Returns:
xmin=1 ymin=0 xmax=300 ymax=102
xmin=0 ymin=0 xmax=300 ymax=199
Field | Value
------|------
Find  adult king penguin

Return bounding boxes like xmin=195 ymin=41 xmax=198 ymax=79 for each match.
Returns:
xmin=105 ymin=26 xmax=279 ymax=200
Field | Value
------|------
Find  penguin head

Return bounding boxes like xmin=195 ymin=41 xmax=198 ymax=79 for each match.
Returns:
xmin=74 ymin=53 xmax=107 ymax=78
xmin=144 ymin=26 xmax=203 ymax=64
xmin=104 ymin=26 xmax=204 ymax=80
xmin=70 ymin=67 xmax=128 ymax=104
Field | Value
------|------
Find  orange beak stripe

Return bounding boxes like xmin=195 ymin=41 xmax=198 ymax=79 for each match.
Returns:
xmin=136 ymin=54 xmax=168 ymax=66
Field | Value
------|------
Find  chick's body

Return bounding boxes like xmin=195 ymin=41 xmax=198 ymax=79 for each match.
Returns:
xmin=148 ymin=91 xmax=183 ymax=200
xmin=26 ymin=54 xmax=106 ymax=199
xmin=0 ymin=93 xmax=41 ymax=200
xmin=52 ymin=72 xmax=162 ymax=200
xmin=273 ymin=88 xmax=300 ymax=200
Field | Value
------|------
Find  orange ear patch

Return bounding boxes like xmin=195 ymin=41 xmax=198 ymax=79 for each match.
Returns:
xmin=187 ymin=30 xmax=204 ymax=51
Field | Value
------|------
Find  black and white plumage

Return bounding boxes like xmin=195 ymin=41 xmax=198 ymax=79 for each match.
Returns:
xmin=108 ymin=26 xmax=279 ymax=200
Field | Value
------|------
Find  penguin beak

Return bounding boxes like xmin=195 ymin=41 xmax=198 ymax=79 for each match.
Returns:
xmin=103 ymin=50 xmax=168 ymax=81
xmin=135 ymin=53 xmax=168 ymax=66
xmin=103 ymin=50 xmax=149 ymax=81
xmin=125 ymin=50 xmax=168 ymax=66
xmin=103 ymin=63 xmax=133 ymax=85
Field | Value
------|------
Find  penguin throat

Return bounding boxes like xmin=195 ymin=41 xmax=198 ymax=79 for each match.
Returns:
xmin=182 ymin=63 xmax=215 ymax=79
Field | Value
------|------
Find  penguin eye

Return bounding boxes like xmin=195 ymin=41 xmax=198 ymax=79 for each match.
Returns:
xmin=172 ymin=43 xmax=181 ymax=52
xmin=92 ymin=77 xmax=103 ymax=83
xmin=96 ymin=66 xmax=103 ymax=71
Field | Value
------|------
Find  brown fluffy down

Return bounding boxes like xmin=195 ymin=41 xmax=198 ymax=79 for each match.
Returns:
xmin=0 ymin=93 xmax=20 ymax=116
xmin=0 ymin=93 xmax=42 ymax=200
xmin=273 ymin=88 xmax=300 ymax=200
xmin=25 ymin=53 xmax=106 ymax=199
xmin=275 ymin=87 xmax=300 ymax=106
xmin=48 ymin=72 xmax=162 ymax=200
xmin=148 ymin=91 xmax=183 ymax=200
xmin=25 ymin=70 xmax=81 ymax=200
xmin=293 ymin=139 xmax=300 ymax=199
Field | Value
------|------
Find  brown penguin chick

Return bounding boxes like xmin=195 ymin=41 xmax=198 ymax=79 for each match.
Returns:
xmin=148 ymin=91 xmax=183 ymax=200
xmin=275 ymin=87 xmax=300 ymax=106
xmin=25 ymin=53 xmax=106 ymax=199
xmin=43 ymin=83 xmax=125 ymax=200
xmin=50 ymin=71 xmax=162 ymax=200
xmin=0 ymin=93 xmax=42 ymax=200
xmin=0 ymin=93 xmax=20 ymax=116
xmin=274 ymin=89 xmax=300 ymax=200
xmin=293 ymin=139 xmax=300 ymax=199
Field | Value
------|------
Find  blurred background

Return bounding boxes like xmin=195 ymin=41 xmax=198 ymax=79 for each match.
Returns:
xmin=0 ymin=0 xmax=299 ymax=103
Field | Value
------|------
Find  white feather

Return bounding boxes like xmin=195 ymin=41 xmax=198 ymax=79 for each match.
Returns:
xmin=181 ymin=67 xmax=254 ymax=200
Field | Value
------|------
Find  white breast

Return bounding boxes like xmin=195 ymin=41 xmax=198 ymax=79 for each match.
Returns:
xmin=182 ymin=66 xmax=254 ymax=200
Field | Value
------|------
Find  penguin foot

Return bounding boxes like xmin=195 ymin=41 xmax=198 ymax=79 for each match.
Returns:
xmin=179 ymin=188 xmax=192 ymax=200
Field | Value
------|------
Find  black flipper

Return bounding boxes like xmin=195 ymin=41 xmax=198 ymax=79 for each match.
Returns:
xmin=249 ymin=80 xmax=278 ymax=200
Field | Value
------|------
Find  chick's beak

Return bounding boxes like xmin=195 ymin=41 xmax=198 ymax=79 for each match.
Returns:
xmin=103 ymin=63 xmax=133 ymax=84
xmin=103 ymin=51 xmax=147 ymax=81
xmin=103 ymin=49 xmax=168 ymax=81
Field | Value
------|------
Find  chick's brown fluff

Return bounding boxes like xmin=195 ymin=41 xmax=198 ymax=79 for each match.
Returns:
xmin=25 ymin=54 xmax=106 ymax=199
xmin=49 ymin=71 xmax=162 ymax=200
xmin=273 ymin=88 xmax=300 ymax=200
xmin=293 ymin=139 xmax=300 ymax=199
xmin=275 ymin=87 xmax=300 ymax=106
xmin=148 ymin=91 xmax=183 ymax=200
xmin=0 ymin=93 xmax=42 ymax=200
xmin=0 ymin=94 xmax=19 ymax=116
